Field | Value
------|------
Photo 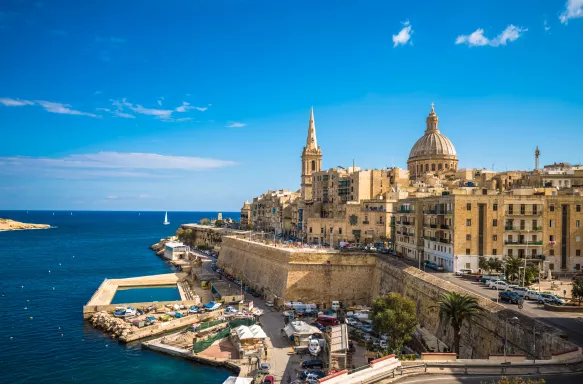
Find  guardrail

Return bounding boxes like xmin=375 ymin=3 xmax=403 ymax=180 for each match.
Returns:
xmin=402 ymin=361 xmax=582 ymax=375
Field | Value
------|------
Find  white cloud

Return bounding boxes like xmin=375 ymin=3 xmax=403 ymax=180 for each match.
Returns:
xmin=455 ymin=25 xmax=527 ymax=47
xmin=1 ymin=97 xmax=97 ymax=117
xmin=226 ymin=122 xmax=246 ymax=128
xmin=560 ymin=0 xmax=583 ymax=24
xmin=544 ymin=20 xmax=551 ymax=31
xmin=157 ymin=97 xmax=164 ymax=106
xmin=392 ymin=20 xmax=413 ymax=47
xmin=0 ymin=152 xmax=237 ymax=179
xmin=113 ymin=111 xmax=135 ymax=119
xmin=0 ymin=97 xmax=34 ymax=106
xmin=35 ymin=100 xmax=98 ymax=117
xmin=175 ymin=101 xmax=209 ymax=112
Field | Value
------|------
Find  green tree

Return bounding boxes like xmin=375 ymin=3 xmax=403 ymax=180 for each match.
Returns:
xmin=433 ymin=292 xmax=483 ymax=357
xmin=199 ymin=218 xmax=210 ymax=225
xmin=478 ymin=257 xmax=490 ymax=273
xmin=572 ymin=277 xmax=583 ymax=305
xmin=504 ymin=256 xmax=522 ymax=282
xmin=523 ymin=265 xmax=539 ymax=285
xmin=175 ymin=227 xmax=184 ymax=241
xmin=488 ymin=257 xmax=503 ymax=273
xmin=371 ymin=293 xmax=418 ymax=354
xmin=215 ymin=219 xmax=224 ymax=227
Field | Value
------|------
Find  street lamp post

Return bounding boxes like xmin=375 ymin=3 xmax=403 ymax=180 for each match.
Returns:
xmin=504 ymin=316 xmax=519 ymax=363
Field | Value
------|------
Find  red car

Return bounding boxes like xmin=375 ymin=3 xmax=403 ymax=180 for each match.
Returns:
xmin=263 ymin=375 xmax=275 ymax=384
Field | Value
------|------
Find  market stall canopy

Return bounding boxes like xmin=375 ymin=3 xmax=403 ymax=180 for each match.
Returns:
xmin=248 ymin=324 xmax=267 ymax=339
xmin=222 ymin=377 xmax=253 ymax=384
xmin=235 ymin=325 xmax=255 ymax=340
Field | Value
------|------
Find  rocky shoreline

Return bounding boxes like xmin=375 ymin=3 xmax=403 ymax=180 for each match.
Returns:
xmin=0 ymin=218 xmax=51 ymax=231
xmin=90 ymin=312 xmax=133 ymax=339
xmin=150 ymin=237 xmax=172 ymax=257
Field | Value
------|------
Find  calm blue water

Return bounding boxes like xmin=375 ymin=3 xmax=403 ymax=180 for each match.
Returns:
xmin=111 ymin=286 xmax=181 ymax=304
xmin=0 ymin=211 xmax=238 ymax=384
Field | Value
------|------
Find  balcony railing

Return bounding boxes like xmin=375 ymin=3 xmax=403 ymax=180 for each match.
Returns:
xmin=440 ymin=224 xmax=449 ymax=229
xmin=504 ymin=241 xmax=544 ymax=245
xmin=424 ymin=210 xmax=437 ymax=214
xmin=505 ymin=226 xmax=543 ymax=231
xmin=399 ymin=208 xmax=413 ymax=213
xmin=505 ymin=210 xmax=541 ymax=216
xmin=430 ymin=236 xmax=437 ymax=241
xmin=430 ymin=224 xmax=437 ymax=228
xmin=439 ymin=238 xmax=450 ymax=244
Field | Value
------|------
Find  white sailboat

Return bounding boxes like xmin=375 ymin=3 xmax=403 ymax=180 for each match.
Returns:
xmin=163 ymin=211 xmax=170 ymax=225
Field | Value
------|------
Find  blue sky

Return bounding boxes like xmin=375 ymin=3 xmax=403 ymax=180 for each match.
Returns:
xmin=1 ymin=0 xmax=582 ymax=211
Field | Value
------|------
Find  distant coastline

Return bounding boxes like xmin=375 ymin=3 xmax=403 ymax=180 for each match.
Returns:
xmin=0 ymin=218 xmax=51 ymax=231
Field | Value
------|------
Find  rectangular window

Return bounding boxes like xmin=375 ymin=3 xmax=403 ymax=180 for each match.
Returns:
xmin=550 ymin=249 xmax=555 ymax=256
xmin=339 ymin=228 xmax=342 ymax=235
xmin=309 ymin=227 xmax=312 ymax=233
xmin=493 ymin=203 xmax=498 ymax=211
xmin=492 ymin=249 xmax=497 ymax=255
xmin=550 ymin=235 xmax=555 ymax=242
xmin=493 ymin=234 xmax=498 ymax=241
xmin=466 ymin=234 xmax=471 ymax=240
xmin=493 ymin=219 xmax=498 ymax=227
xmin=550 ymin=205 xmax=555 ymax=212
xmin=533 ymin=204 xmax=538 ymax=215
xmin=508 ymin=204 xmax=514 ymax=214
xmin=549 ymin=263 xmax=554 ymax=270
xmin=321 ymin=228 xmax=324 ymax=234
xmin=466 ymin=249 xmax=470 ymax=255
xmin=520 ymin=204 xmax=525 ymax=214
xmin=466 ymin=203 xmax=471 ymax=210
xmin=466 ymin=219 xmax=471 ymax=226
xmin=508 ymin=249 xmax=513 ymax=257
xmin=577 ymin=250 xmax=581 ymax=257
xmin=577 ymin=220 xmax=580 ymax=228
xmin=533 ymin=220 xmax=538 ymax=229
xmin=577 ymin=236 xmax=581 ymax=242
xmin=577 ymin=205 xmax=581 ymax=212
xmin=549 ymin=220 xmax=554 ymax=228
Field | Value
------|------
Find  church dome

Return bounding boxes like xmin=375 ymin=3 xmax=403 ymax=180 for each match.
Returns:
xmin=408 ymin=131 xmax=457 ymax=159
xmin=407 ymin=104 xmax=457 ymax=162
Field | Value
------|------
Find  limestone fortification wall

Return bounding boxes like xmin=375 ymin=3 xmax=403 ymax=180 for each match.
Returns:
xmin=218 ymin=237 xmax=579 ymax=359
xmin=371 ymin=256 xmax=577 ymax=359
xmin=218 ymin=237 xmax=291 ymax=300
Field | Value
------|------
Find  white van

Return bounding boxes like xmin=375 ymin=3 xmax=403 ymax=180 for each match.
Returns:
xmin=331 ymin=301 xmax=340 ymax=311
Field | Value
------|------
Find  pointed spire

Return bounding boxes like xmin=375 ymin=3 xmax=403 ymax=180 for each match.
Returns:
xmin=306 ymin=106 xmax=318 ymax=149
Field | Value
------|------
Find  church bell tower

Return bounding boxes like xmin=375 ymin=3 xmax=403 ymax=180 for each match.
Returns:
xmin=301 ymin=107 xmax=322 ymax=200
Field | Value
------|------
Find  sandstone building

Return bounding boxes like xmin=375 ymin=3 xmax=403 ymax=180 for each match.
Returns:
xmin=241 ymin=104 xmax=583 ymax=274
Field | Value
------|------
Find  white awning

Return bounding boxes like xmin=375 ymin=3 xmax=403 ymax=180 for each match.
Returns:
xmin=249 ymin=324 xmax=267 ymax=339
xmin=222 ymin=377 xmax=253 ymax=384
xmin=235 ymin=325 xmax=254 ymax=340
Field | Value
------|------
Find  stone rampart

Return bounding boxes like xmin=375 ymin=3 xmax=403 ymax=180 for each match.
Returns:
xmin=371 ymin=256 xmax=577 ymax=359
xmin=218 ymin=237 xmax=580 ymax=359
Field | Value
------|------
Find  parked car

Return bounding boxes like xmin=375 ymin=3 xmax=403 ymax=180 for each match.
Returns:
xmin=265 ymin=301 xmax=274 ymax=307
xmin=302 ymin=360 xmax=324 ymax=369
xmin=258 ymin=362 xmax=271 ymax=374
xmin=523 ymin=289 xmax=539 ymax=300
xmin=455 ymin=268 xmax=473 ymax=276
xmin=361 ymin=325 xmax=373 ymax=333
xmin=488 ymin=280 xmax=510 ymax=291
xmin=300 ymin=370 xmax=326 ymax=380
xmin=538 ymin=293 xmax=567 ymax=305
xmin=263 ymin=375 xmax=275 ymax=384
xmin=345 ymin=318 xmax=360 ymax=326
xmin=513 ymin=287 xmax=529 ymax=296
xmin=498 ymin=291 xmax=522 ymax=304
xmin=379 ymin=340 xmax=388 ymax=349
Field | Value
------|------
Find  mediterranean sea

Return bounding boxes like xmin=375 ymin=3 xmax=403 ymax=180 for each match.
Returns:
xmin=0 ymin=210 xmax=237 ymax=384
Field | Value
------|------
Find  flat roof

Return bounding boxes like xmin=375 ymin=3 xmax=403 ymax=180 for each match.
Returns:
xmin=329 ymin=324 xmax=349 ymax=353
xmin=165 ymin=241 xmax=186 ymax=248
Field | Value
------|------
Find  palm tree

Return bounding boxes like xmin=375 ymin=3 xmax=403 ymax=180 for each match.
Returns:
xmin=489 ymin=257 xmax=503 ymax=273
xmin=504 ymin=256 xmax=522 ymax=282
xmin=433 ymin=292 xmax=483 ymax=357
xmin=478 ymin=257 xmax=490 ymax=273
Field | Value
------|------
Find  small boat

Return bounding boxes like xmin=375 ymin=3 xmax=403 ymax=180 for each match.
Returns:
xmin=308 ymin=338 xmax=321 ymax=356
xmin=188 ymin=306 xmax=199 ymax=314
xmin=202 ymin=301 xmax=222 ymax=311
xmin=163 ymin=211 xmax=170 ymax=225
xmin=113 ymin=307 xmax=137 ymax=318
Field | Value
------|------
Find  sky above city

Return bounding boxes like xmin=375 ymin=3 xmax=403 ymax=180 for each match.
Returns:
xmin=1 ymin=0 xmax=582 ymax=211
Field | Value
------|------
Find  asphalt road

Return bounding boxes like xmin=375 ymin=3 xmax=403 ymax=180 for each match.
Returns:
xmin=392 ymin=372 xmax=583 ymax=384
